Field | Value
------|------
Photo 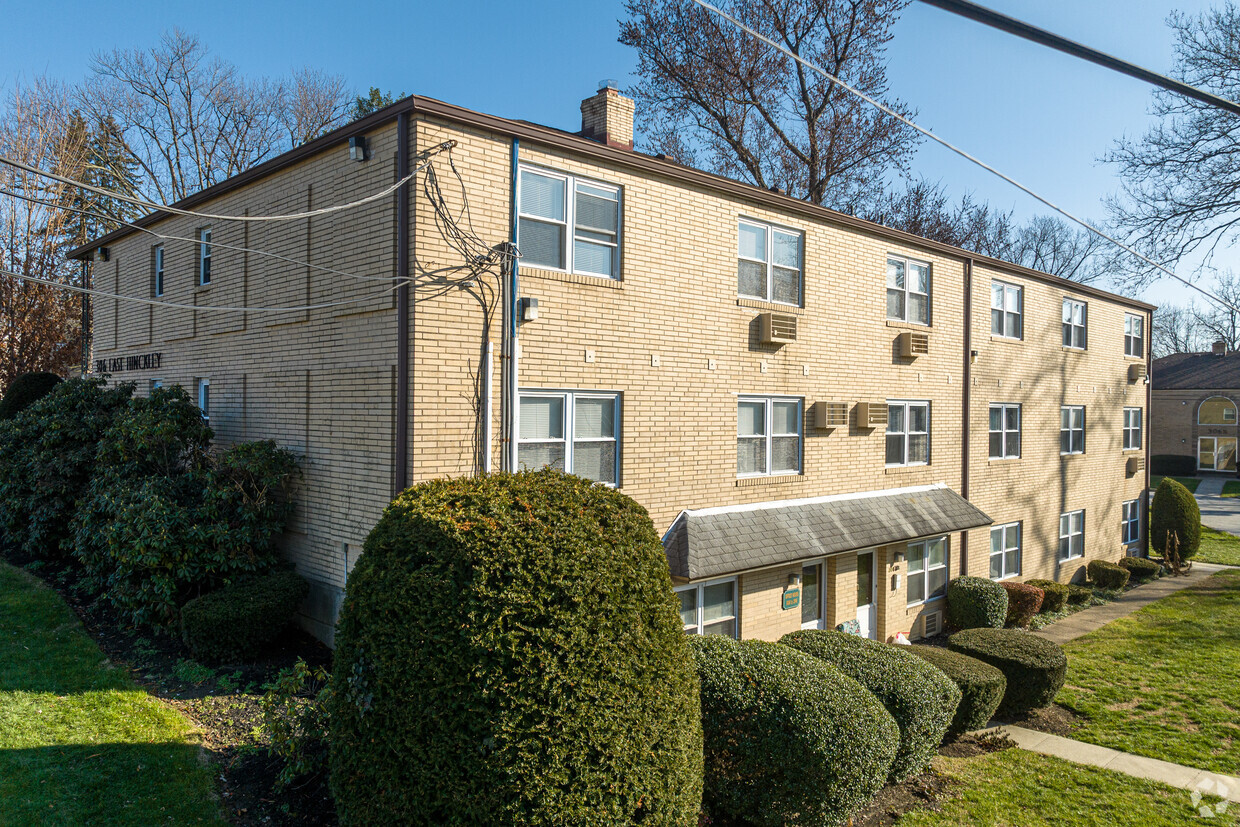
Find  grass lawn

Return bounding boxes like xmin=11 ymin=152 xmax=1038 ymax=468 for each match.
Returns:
xmin=0 ymin=562 xmax=223 ymax=825
xmin=1222 ymin=480 xmax=1240 ymax=498
xmin=1151 ymin=475 xmax=1201 ymax=493
xmin=895 ymin=749 xmax=1225 ymax=826
xmin=1055 ymin=569 xmax=1240 ymax=775
xmin=1198 ymin=525 xmax=1240 ymax=566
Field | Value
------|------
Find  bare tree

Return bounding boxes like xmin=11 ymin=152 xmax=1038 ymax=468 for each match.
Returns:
xmin=283 ymin=68 xmax=353 ymax=146
xmin=620 ymin=0 xmax=920 ymax=207
xmin=857 ymin=178 xmax=1016 ymax=257
xmin=1009 ymin=215 xmax=1110 ymax=285
xmin=1153 ymin=303 xmax=1205 ymax=357
xmin=1192 ymin=270 xmax=1240 ymax=351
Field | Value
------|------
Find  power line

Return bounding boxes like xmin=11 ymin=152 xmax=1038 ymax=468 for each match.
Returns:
xmin=0 ymin=140 xmax=455 ymax=224
xmin=690 ymin=0 xmax=1240 ymax=316
xmin=916 ymin=0 xmax=1240 ymax=117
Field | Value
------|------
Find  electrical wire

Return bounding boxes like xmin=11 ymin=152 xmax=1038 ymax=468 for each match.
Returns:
xmin=0 ymin=140 xmax=456 ymax=224
xmin=690 ymin=0 xmax=1240 ymax=315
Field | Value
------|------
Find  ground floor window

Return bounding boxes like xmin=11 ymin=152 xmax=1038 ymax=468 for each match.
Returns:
xmin=990 ymin=522 xmax=1021 ymax=579
xmin=518 ymin=390 xmax=619 ymax=485
xmin=196 ymin=378 xmax=210 ymax=421
xmin=1059 ymin=510 xmax=1085 ymax=561
xmin=676 ymin=578 xmax=737 ymax=638
xmin=908 ymin=537 xmax=947 ymax=604
xmin=801 ymin=561 xmax=824 ymax=629
xmin=1122 ymin=499 xmax=1141 ymax=545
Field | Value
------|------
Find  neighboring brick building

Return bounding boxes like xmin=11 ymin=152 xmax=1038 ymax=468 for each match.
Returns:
xmin=1152 ymin=343 xmax=1240 ymax=474
xmin=71 ymin=85 xmax=1153 ymax=645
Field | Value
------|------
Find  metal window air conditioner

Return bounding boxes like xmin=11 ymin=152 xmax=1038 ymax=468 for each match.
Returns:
xmin=922 ymin=611 xmax=942 ymax=638
xmin=1126 ymin=455 xmax=1146 ymax=476
xmin=1128 ymin=363 xmax=1147 ymax=382
xmin=855 ymin=400 xmax=888 ymax=428
xmin=812 ymin=401 xmax=848 ymax=429
xmin=759 ymin=312 xmax=798 ymax=345
xmin=898 ymin=330 xmax=929 ymax=358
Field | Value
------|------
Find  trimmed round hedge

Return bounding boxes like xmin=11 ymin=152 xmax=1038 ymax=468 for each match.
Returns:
xmin=781 ymin=630 xmax=960 ymax=782
xmin=1027 ymin=580 xmax=1068 ymax=613
xmin=1151 ymin=477 xmax=1201 ymax=559
xmin=0 ymin=372 xmax=61 ymax=420
xmin=946 ymin=576 xmax=1008 ymax=630
xmin=691 ymin=635 xmax=898 ymax=827
xmin=906 ymin=645 xmax=1006 ymax=735
xmin=1118 ymin=556 xmax=1161 ymax=582
xmin=1087 ymin=559 xmax=1131 ymax=591
xmin=1067 ymin=584 xmax=1093 ymax=605
xmin=327 ymin=471 xmax=703 ymax=826
xmin=947 ymin=628 xmax=1067 ymax=716
xmin=180 ymin=569 xmax=309 ymax=663
xmin=1000 ymin=581 xmax=1044 ymax=628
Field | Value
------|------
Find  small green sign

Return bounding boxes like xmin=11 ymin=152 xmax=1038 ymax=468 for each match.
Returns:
xmin=782 ymin=587 xmax=800 ymax=611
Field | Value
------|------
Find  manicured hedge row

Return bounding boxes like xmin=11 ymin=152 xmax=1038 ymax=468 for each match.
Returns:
xmin=1027 ymin=579 xmax=1068 ymax=613
xmin=1087 ymin=560 xmax=1131 ymax=591
xmin=781 ymin=630 xmax=959 ymax=782
xmin=1118 ymin=556 xmax=1161 ymax=582
xmin=1150 ymin=454 xmax=1197 ymax=477
xmin=947 ymin=628 xmax=1067 ymax=716
xmin=1001 ymin=582 xmax=1044 ymax=628
xmin=946 ymin=576 xmax=1008 ymax=630
xmin=181 ymin=569 xmax=309 ymax=663
xmin=906 ymin=645 xmax=1006 ymax=735
xmin=693 ymin=636 xmax=898 ymax=827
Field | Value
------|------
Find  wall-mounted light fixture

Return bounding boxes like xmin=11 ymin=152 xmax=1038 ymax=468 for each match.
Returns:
xmin=348 ymin=135 xmax=368 ymax=162
xmin=969 ymin=349 xmax=979 ymax=364
xmin=894 ymin=549 xmax=906 ymax=563
xmin=788 ymin=571 xmax=802 ymax=588
xmin=1143 ymin=375 xmax=1151 ymax=385
xmin=520 ymin=296 xmax=539 ymax=322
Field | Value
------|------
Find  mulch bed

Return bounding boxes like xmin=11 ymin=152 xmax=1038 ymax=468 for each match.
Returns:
xmin=998 ymin=703 xmax=1088 ymax=737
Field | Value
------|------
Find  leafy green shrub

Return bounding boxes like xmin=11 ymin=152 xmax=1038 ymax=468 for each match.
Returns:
xmin=906 ymin=645 xmax=1006 ymax=735
xmin=1001 ymin=581 xmax=1044 ymax=628
xmin=181 ymin=569 xmax=308 ymax=662
xmin=1028 ymin=579 xmax=1068 ymax=613
xmin=1151 ymin=454 xmax=1197 ymax=477
xmin=199 ymin=441 xmax=302 ymax=562
xmin=260 ymin=658 xmax=332 ymax=791
xmin=1067 ymin=584 xmax=1093 ymax=605
xmin=948 ymin=629 xmax=1068 ymax=716
xmin=1087 ymin=560 xmax=1131 ymax=591
xmin=0 ymin=372 xmax=61 ymax=420
xmin=1118 ymin=556 xmax=1161 ymax=583
xmin=1151 ymin=478 xmax=1201 ymax=559
xmin=946 ymin=576 xmax=1008 ymax=630
xmin=328 ymin=471 xmax=703 ymax=827
xmin=781 ymin=629 xmax=959 ymax=782
xmin=691 ymin=635 xmax=898 ymax=827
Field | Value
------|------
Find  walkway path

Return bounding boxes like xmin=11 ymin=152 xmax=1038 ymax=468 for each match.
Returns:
xmin=1195 ymin=476 xmax=1240 ymax=536
xmin=976 ymin=725 xmax=1240 ymax=803
xmin=1032 ymin=562 xmax=1230 ymax=645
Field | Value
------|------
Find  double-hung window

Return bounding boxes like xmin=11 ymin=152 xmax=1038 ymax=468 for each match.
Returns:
xmin=990 ymin=522 xmax=1021 ymax=579
xmin=676 ymin=579 xmax=737 ymax=637
xmin=737 ymin=397 xmax=802 ymax=476
xmin=1059 ymin=510 xmax=1085 ymax=561
xmin=1122 ymin=500 xmax=1141 ymax=545
xmin=738 ymin=219 xmax=802 ymax=305
xmin=887 ymin=255 xmax=930 ymax=325
xmin=988 ymin=403 xmax=1020 ymax=460
xmin=1124 ymin=314 xmax=1145 ymax=358
xmin=991 ymin=281 xmax=1022 ymax=339
xmin=196 ymin=378 xmax=210 ymax=421
xmin=198 ymin=229 xmax=212 ymax=286
xmin=1062 ymin=298 xmax=1087 ymax=349
xmin=518 ymin=391 xmax=620 ymax=485
xmin=1060 ymin=406 xmax=1085 ymax=455
xmin=886 ymin=401 xmax=930 ymax=466
xmin=153 ymin=245 xmax=164 ymax=297
xmin=1123 ymin=407 xmax=1143 ymax=451
xmin=517 ymin=166 xmax=620 ymax=278
xmin=908 ymin=536 xmax=948 ymax=604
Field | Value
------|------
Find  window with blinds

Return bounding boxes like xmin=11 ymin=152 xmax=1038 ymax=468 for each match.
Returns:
xmin=517 ymin=166 xmax=620 ymax=278
xmin=518 ymin=390 xmax=620 ymax=485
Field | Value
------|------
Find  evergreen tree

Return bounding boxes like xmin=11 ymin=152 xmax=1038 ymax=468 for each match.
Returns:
xmin=60 ymin=112 xmax=141 ymax=248
xmin=351 ymin=87 xmax=405 ymax=122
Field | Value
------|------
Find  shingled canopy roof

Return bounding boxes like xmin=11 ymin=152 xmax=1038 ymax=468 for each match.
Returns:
xmin=1153 ymin=351 xmax=1240 ymax=390
xmin=662 ymin=484 xmax=993 ymax=581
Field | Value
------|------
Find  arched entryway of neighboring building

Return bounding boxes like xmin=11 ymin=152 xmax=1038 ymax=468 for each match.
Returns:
xmin=1198 ymin=396 xmax=1239 ymax=472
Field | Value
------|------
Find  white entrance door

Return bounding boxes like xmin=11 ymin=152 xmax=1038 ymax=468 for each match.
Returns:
xmin=856 ymin=551 xmax=877 ymax=640
xmin=801 ymin=562 xmax=824 ymax=630
xmin=1199 ymin=437 xmax=1238 ymax=472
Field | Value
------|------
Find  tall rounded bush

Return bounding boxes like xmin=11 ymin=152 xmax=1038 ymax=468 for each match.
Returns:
xmin=781 ymin=629 xmax=959 ymax=781
xmin=1151 ymin=478 xmax=1201 ymax=559
xmin=691 ymin=635 xmax=898 ymax=827
xmin=946 ymin=576 xmax=1008 ymax=630
xmin=328 ymin=471 xmax=703 ymax=826
xmin=1000 ymin=581 xmax=1044 ymax=627
xmin=0 ymin=371 xmax=61 ymax=420
xmin=906 ymin=645 xmax=1006 ymax=735
xmin=1027 ymin=579 xmax=1068 ymax=613
xmin=948 ymin=628 xmax=1067 ymax=716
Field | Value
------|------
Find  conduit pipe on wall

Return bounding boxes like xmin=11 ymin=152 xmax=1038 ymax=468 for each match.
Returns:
xmin=394 ymin=111 xmax=411 ymax=494
xmin=503 ymin=138 xmax=521 ymax=472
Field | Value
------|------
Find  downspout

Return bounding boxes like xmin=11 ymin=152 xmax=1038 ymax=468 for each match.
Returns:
xmin=961 ymin=257 xmax=972 ymax=577
xmin=503 ymin=138 xmax=521 ymax=472
xmin=1145 ymin=310 xmax=1152 ymax=558
xmin=394 ymin=111 xmax=411 ymax=495
xmin=80 ymin=259 xmax=90 ymax=375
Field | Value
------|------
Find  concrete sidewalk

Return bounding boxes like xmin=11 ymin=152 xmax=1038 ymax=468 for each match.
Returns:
xmin=1195 ymin=475 xmax=1240 ymax=536
xmin=1032 ymin=562 xmax=1230 ymax=645
xmin=976 ymin=725 xmax=1240 ymax=803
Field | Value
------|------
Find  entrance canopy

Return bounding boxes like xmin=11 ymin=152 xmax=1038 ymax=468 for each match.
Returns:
xmin=662 ymin=484 xmax=993 ymax=581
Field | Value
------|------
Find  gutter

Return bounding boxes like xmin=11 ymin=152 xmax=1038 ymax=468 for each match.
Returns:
xmin=1145 ymin=313 xmax=1152 ymax=558
xmin=503 ymin=138 xmax=521 ymax=472
xmin=80 ymin=260 xmax=90 ymax=375
xmin=961 ymin=257 xmax=972 ymax=575
xmin=394 ymin=111 xmax=411 ymax=495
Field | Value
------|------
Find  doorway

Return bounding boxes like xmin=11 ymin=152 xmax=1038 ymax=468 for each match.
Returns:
xmin=856 ymin=551 xmax=877 ymax=640
xmin=1199 ymin=436 xmax=1237 ymax=473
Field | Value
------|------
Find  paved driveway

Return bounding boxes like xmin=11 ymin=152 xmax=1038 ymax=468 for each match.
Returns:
xmin=1195 ymin=476 xmax=1240 ymax=536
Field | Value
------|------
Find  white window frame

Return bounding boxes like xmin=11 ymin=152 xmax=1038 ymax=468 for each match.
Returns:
xmin=887 ymin=255 xmax=931 ymax=325
xmin=1123 ymin=407 xmax=1143 ymax=451
xmin=988 ymin=403 xmax=1021 ymax=460
xmin=516 ymin=164 xmax=621 ymax=279
xmin=886 ymin=400 xmax=931 ymax=467
xmin=737 ymin=396 xmax=803 ymax=478
xmin=800 ymin=559 xmax=825 ymax=630
xmin=1124 ymin=313 xmax=1145 ymax=358
xmin=675 ymin=577 xmax=738 ymax=638
xmin=990 ymin=280 xmax=1023 ymax=339
xmin=737 ymin=218 xmax=803 ymax=306
xmin=153 ymin=245 xmax=164 ymax=297
xmin=907 ymin=536 xmax=949 ymax=606
xmin=517 ymin=390 xmax=620 ymax=486
xmin=1059 ymin=509 xmax=1085 ymax=561
xmin=1062 ymin=298 xmax=1087 ymax=349
xmin=1122 ymin=500 xmax=1141 ymax=545
xmin=1060 ymin=405 xmax=1085 ymax=455
xmin=196 ymin=378 xmax=210 ymax=421
xmin=989 ymin=522 xmax=1021 ymax=580
xmin=198 ymin=228 xmax=212 ymax=286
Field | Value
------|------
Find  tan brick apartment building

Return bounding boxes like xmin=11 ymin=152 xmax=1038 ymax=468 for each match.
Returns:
xmin=1152 ymin=344 xmax=1240 ymax=474
xmin=71 ymin=85 xmax=1153 ymax=645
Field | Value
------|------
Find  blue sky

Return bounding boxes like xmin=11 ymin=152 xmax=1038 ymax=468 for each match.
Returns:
xmin=0 ymin=0 xmax=1225 ymax=308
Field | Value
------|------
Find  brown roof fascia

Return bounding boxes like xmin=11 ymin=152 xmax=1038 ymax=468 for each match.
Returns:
xmin=69 ymin=94 xmax=1155 ymax=313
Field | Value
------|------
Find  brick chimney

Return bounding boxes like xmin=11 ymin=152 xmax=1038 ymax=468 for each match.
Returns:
xmin=581 ymin=81 xmax=634 ymax=150
xmin=1214 ymin=340 xmax=1228 ymax=356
